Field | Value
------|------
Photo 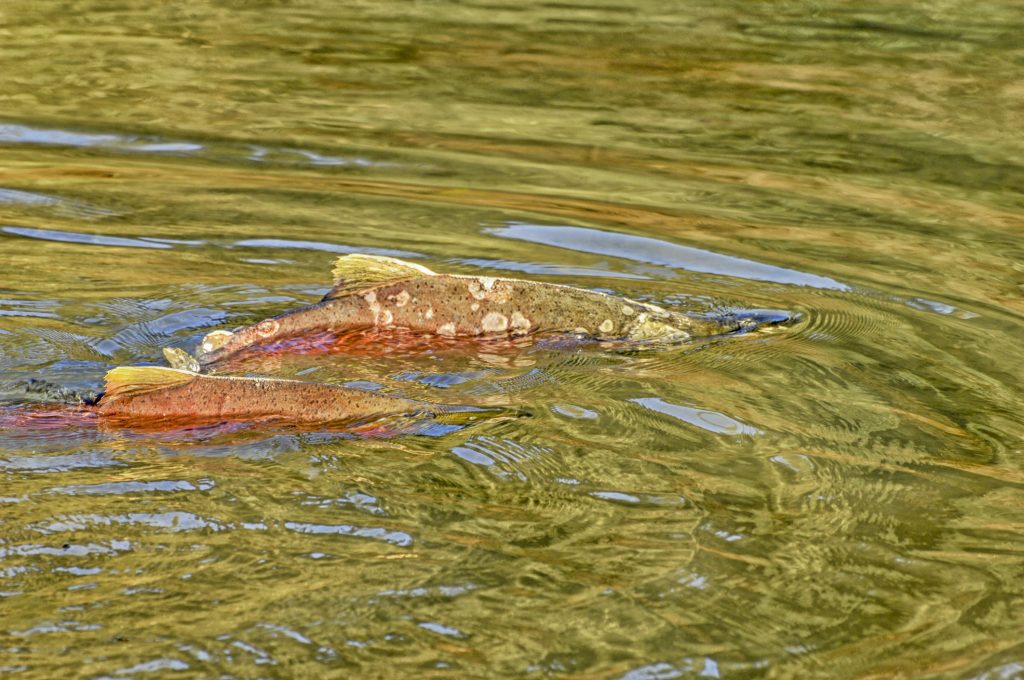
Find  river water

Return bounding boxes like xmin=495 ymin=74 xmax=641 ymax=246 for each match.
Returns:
xmin=2 ymin=1 xmax=1023 ymax=677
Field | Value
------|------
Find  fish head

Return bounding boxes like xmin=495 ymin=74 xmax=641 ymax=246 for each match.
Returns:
xmin=715 ymin=308 xmax=798 ymax=334
xmin=628 ymin=317 xmax=692 ymax=341
xmin=625 ymin=307 xmax=694 ymax=342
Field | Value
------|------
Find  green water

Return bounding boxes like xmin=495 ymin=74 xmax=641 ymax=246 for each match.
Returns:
xmin=2 ymin=1 xmax=1023 ymax=677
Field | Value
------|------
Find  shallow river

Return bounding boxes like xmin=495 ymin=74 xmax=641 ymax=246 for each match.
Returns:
xmin=2 ymin=1 xmax=1023 ymax=677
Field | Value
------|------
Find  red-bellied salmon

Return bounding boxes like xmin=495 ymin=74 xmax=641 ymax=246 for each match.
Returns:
xmin=195 ymin=254 xmax=772 ymax=368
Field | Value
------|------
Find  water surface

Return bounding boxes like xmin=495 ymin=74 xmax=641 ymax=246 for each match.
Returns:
xmin=2 ymin=1 xmax=1023 ymax=677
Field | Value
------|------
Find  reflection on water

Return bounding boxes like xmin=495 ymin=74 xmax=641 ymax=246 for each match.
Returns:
xmin=3 ymin=225 xmax=172 ymax=250
xmin=2 ymin=0 xmax=1024 ymax=677
xmin=491 ymin=222 xmax=850 ymax=290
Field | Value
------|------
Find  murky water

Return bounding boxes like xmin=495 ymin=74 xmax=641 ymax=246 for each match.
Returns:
xmin=2 ymin=1 xmax=1023 ymax=677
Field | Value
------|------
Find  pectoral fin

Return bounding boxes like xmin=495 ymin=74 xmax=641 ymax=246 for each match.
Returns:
xmin=324 ymin=254 xmax=435 ymax=300
xmin=163 ymin=347 xmax=201 ymax=373
xmin=103 ymin=366 xmax=195 ymax=401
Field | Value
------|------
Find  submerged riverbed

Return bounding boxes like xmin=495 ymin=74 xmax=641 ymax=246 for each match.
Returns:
xmin=2 ymin=1 xmax=1023 ymax=677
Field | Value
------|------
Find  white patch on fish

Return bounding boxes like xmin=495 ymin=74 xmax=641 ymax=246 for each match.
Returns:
xmin=510 ymin=311 xmax=531 ymax=335
xmin=425 ymin=306 xmax=434 ymax=320
xmin=257 ymin=319 xmax=280 ymax=337
xmin=468 ymin=280 xmax=487 ymax=300
xmin=621 ymin=305 xmax=635 ymax=316
xmin=201 ymin=330 xmax=233 ymax=354
xmin=467 ymin=277 xmax=512 ymax=303
xmin=363 ymin=290 xmax=382 ymax=326
xmin=599 ymin=319 xmax=614 ymax=334
xmin=389 ymin=290 xmax=411 ymax=307
xmin=574 ymin=327 xmax=589 ymax=334
xmin=380 ymin=309 xmax=394 ymax=326
xmin=438 ymin=322 xmax=457 ymax=337
xmin=481 ymin=312 xmax=508 ymax=333
xmin=471 ymin=302 xmax=480 ymax=312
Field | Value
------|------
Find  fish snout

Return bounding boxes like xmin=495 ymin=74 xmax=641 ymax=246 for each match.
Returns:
xmin=432 ymin=404 xmax=531 ymax=424
xmin=720 ymin=308 xmax=799 ymax=334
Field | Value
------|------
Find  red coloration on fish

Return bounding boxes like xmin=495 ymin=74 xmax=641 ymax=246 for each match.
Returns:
xmin=93 ymin=366 xmax=494 ymax=426
xmin=195 ymin=254 xmax=752 ymax=369
xmin=1 ymin=366 xmax=503 ymax=439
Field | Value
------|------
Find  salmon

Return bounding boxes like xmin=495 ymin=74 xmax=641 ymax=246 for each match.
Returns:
xmin=195 ymin=254 xmax=766 ymax=368
xmin=94 ymin=365 xmax=497 ymax=426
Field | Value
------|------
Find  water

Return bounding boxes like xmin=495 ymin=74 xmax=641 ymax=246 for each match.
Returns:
xmin=2 ymin=1 xmax=1023 ymax=677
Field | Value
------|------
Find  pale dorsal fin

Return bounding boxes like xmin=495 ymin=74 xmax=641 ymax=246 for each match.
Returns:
xmin=103 ymin=366 xmax=195 ymax=401
xmin=324 ymin=254 xmax=435 ymax=300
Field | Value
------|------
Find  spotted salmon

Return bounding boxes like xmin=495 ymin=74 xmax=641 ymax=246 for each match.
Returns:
xmin=195 ymin=254 xmax=772 ymax=368
xmin=94 ymin=365 xmax=497 ymax=426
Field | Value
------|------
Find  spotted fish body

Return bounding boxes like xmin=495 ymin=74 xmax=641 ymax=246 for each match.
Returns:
xmin=96 ymin=365 xmax=484 ymax=425
xmin=195 ymin=254 xmax=750 ymax=368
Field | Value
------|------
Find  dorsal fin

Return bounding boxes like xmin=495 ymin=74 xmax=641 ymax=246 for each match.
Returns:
xmin=324 ymin=254 xmax=435 ymax=300
xmin=102 ymin=366 xmax=195 ymax=401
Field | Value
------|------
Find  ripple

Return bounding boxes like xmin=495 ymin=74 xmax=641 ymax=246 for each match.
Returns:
xmin=2 ymin=225 xmax=171 ymax=250
xmin=234 ymin=238 xmax=422 ymax=259
xmin=488 ymin=222 xmax=849 ymax=290
xmin=283 ymin=521 xmax=413 ymax=547
xmin=451 ymin=434 xmax=565 ymax=481
xmin=109 ymin=659 xmax=190 ymax=675
xmin=33 ymin=512 xmax=225 ymax=534
xmin=630 ymin=397 xmax=763 ymax=436
xmin=0 ymin=452 xmax=121 ymax=473
xmin=95 ymin=307 xmax=228 ymax=358
xmin=452 ymin=257 xmax=649 ymax=280
xmin=0 ymin=298 xmax=60 ymax=320
xmin=0 ymin=122 xmax=201 ymax=153
xmin=48 ymin=479 xmax=214 ymax=496
xmin=1 ymin=122 xmax=402 ymax=173
xmin=796 ymin=293 xmax=907 ymax=345
xmin=0 ymin=188 xmax=115 ymax=219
